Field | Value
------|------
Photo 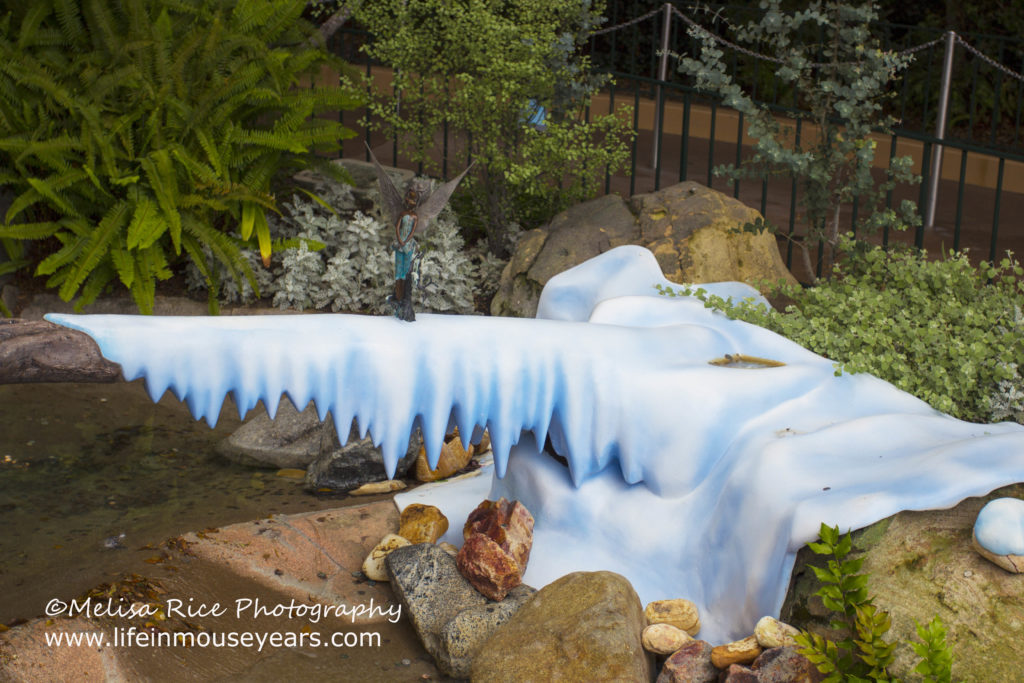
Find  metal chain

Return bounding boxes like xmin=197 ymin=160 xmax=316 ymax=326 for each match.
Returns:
xmin=669 ymin=4 xmax=946 ymax=68
xmin=956 ymin=36 xmax=1024 ymax=84
xmin=669 ymin=4 xmax=783 ymax=65
xmin=595 ymin=3 xmax=1024 ymax=85
xmin=591 ymin=6 xmax=664 ymax=37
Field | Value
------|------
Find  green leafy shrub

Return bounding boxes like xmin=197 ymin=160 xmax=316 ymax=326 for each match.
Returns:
xmin=677 ymin=0 xmax=920 ymax=279
xmin=351 ymin=0 xmax=634 ymax=257
xmin=658 ymin=239 xmax=1024 ymax=423
xmin=795 ymin=523 xmax=955 ymax=682
xmin=186 ymin=174 xmax=498 ymax=314
xmin=0 ymin=0 xmax=362 ymax=313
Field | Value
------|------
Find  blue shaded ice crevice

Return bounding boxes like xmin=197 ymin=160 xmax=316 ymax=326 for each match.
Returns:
xmin=47 ymin=245 xmax=1024 ymax=643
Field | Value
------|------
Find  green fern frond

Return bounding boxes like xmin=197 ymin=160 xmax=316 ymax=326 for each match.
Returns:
xmin=36 ymin=232 xmax=85 ymax=276
xmin=53 ymin=0 xmax=85 ymax=46
xmin=75 ymin=259 xmax=116 ymax=311
xmin=59 ymin=198 xmax=131 ymax=299
xmin=0 ymin=220 xmax=61 ymax=240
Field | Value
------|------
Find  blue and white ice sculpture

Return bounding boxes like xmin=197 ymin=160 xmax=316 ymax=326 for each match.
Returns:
xmin=46 ymin=245 xmax=1024 ymax=643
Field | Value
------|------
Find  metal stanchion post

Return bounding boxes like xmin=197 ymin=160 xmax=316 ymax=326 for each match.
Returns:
xmin=925 ymin=31 xmax=957 ymax=230
xmin=652 ymin=3 xmax=672 ymax=170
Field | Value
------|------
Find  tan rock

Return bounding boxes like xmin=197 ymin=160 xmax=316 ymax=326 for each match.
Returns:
xmin=711 ymin=635 xmax=763 ymax=669
xmin=398 ymin=503 xmax=449 ymax=544
xmin=470 ymin=430 xmax=491 ymax=455
xmin=438 ymin=542 xmax=459 ymax=557
xmin=415 ymin=429 xmax=473 ymax=482
xmin=645 ymin=598 xmax=700 ymax=636
xmin=348 ymin=479 xmax=406 ymax=496
xmin=471 ymin=571 xmax=650 ymax=682
xmin=642 ymin=622 xmax=694 ymax=654
xmin=754 ymin=615 xmax=801 ymax=648
xmin=361 ymin=533 xmax=411 ymax=582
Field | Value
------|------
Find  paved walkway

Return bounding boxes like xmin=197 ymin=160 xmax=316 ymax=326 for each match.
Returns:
xmin=0 ymin=500 xmax=452 ymax=681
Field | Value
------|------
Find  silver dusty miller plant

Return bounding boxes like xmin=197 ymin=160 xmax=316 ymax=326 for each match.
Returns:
xmin=186 ymin=174 xmax=495 ymax=314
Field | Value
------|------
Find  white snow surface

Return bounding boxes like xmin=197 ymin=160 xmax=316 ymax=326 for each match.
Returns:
xmin=46 ymin=245 xmax=1024 ymax=643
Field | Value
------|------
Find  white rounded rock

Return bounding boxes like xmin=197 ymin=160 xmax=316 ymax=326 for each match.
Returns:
xmin=641 ymin=623 xmax=693 ymax=655
xmin=361 ymin=533 xmax=412 ymax=582
xmin=754 ymin=615 xmax=800 ymax=648
xmin=973 ymin=497 xmax=1024 ymax=573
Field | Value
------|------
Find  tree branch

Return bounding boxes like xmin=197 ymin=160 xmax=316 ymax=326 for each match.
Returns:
xmin=0 ymin=319 xmax=123 ymax=384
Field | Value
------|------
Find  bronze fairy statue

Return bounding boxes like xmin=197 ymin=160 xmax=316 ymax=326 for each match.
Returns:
xmin=365 ymin=143 xmax=474 ymax=322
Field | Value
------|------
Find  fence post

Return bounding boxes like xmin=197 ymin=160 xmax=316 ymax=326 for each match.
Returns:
xmin=652 ymin=2 xmax=672 ymax=169
xmin=925 ymin=31 xmax=957 ymax=230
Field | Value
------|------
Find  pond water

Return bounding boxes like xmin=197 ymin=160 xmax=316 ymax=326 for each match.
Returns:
xmin=0 ymin=380 xmax=350 ymax=625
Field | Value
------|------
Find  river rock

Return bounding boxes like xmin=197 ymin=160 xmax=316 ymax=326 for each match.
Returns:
xmin=719 ymin=663 xmax=759 ymax=682
xmin=781 ymin=483 xmax=1024 ymax=682
xmin=642 ymin=622 xmax=693 ymax=654
xmin=398 ymin=503 xmax=449 ymax=544
xmin=361 ymin=533 xmax=411 ymax=582
xmin=348 ymin=479 xmax=406 ymax=496
xmin=491 ymin=182 xmax=795 ymax=317
xmin=972 ymin=497 xmax=1024 ymax=572
xmin=754 ymin=615 xmax=800 ymax=648
xmin=414 ymin=430 xmax=473 ymax=482
xmin=656 ymin=639 xmax=717 ymax=683
xmin=457 ymin=498 xmax=534 ymax=600
xmin=385 ymin=543 xmax=534 ymax=678
xmin=386 ymin=543 xmax=490 ymax=670
xmin=218 ymin=399 xmax=340 ymax=468
xmin=645 ymin=598 xmax=701 ymax=636
xmin=438 ymin=583 xmax=536 ymax=679
xmin=304 ymin=430 xmax=420 ymax=493
xmin=711 ymin=635 xmax=762 ymax=668
xmin=751 ymin=646 xmax=824 ymax=682
xmin=471 ymin=571 xmax=651 ymax=682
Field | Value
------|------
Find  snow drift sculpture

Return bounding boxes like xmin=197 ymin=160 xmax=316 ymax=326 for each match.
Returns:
xmin=46 ymin=245 xmax=1024 ymax=643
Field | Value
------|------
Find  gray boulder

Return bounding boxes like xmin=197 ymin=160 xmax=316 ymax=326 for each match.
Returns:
xmin=304 ymin=431 xmax=421 ymax=493
xmin=782 ymin=483 xmax=1024 ymax=682
xmin=385 ymin=543 xmax=535 ymax=678
xmin=491 ymin=181 xmax=796 ymax=318
xmin=217 ymin=399 xmax=340 ymax=469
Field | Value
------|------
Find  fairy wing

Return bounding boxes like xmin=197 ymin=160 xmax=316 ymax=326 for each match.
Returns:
xmin=413 ymin=160 xmax=476 ymax=233
xmin=364 ymin=142 xmax=405 ymax=225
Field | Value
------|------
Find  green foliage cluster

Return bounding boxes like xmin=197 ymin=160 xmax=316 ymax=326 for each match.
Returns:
xmin=0 ymin=0 xmax=362 ymax=314
xmin=186 ymin=175 xmax=499 ymax=314
xmin=676 ymin=0 xmax=920 ymax=279
xmin=794 ymin=523 xmax=954 ymax=682
xmin=351 ymin=0 xmax=634 ymax=257
xmin=658 ymin=239 xmax=1024 ymax=424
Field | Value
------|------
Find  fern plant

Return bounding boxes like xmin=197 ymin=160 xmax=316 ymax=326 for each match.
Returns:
xmin=0 ymin=0 xmax=362 ymax=313
xmin=794 ymin=523 xmax=955 ymax=682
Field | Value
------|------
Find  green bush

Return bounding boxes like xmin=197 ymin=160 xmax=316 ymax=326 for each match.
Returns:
xmin=0 ymin=0 xmax=362 ymax=313
xmin=351 ymin=0 xmax=634 ymax=257
xmin=658 ymin=239 xmax=1024 ymax=423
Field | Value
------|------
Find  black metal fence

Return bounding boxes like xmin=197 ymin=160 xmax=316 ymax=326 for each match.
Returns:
xmin=328 ymin=3 xmax=1024 ymax=272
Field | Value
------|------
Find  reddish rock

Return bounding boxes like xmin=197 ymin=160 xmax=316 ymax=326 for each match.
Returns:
xmin=456 ymin=498 xmax=534 ymax=600
xmin=462 ymin=497 xmax=534 ymax=569
xmin=752 ymin=646 xmax=825 ymax=683
xmin=656 ymin=639 xmax=718 ymax=683
xmin=719 ymin=663 xmax=759 ymax=682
